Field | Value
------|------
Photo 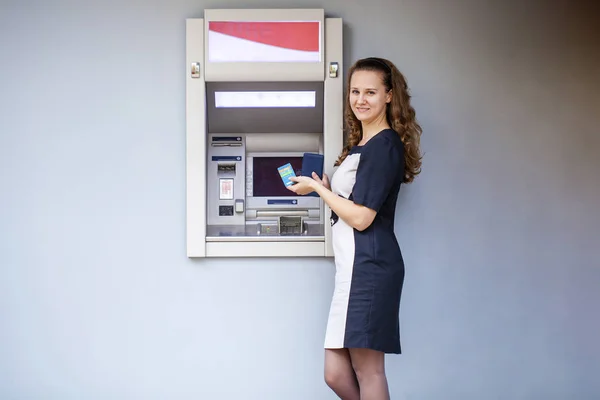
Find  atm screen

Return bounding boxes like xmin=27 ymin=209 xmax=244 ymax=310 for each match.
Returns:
xmin=253 ymin=156 xmax=303 ymax=197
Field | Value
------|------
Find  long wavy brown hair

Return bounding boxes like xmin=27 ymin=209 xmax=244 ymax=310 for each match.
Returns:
xmin=335 ymin=57 xmax=423 ymax=183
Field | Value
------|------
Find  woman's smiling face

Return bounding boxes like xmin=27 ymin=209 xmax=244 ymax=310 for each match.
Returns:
xmin=349 ymin=69 xmax=392 ymax=124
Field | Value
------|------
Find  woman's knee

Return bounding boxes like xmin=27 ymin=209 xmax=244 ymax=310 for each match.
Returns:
xmin=349 ymin=348 xmax=386 ymax=383
xmin=324 ymin=366 xmax=343 ymax=389
xmin=324 ymin=349 xmax=355 ymax=389
xmin=324 ymin=361 xmax=352 ymax=388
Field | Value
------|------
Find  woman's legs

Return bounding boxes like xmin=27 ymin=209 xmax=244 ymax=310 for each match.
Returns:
xmin=324 ymin=349 xmax=360 ymax=400
xmin=348 ymin=348 xmax=389 ymax=400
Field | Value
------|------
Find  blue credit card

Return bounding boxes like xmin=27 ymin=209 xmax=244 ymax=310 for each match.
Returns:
xmin=277 ymin=163 xmax=297 ymax=187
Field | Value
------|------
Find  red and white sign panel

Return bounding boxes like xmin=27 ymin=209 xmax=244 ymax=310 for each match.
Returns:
xmin=208 ymin=21 xmax=321 ymax=63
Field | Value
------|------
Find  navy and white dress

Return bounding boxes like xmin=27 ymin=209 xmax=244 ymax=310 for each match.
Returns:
xmin=324 ymin=128 xmax=405 ymax=354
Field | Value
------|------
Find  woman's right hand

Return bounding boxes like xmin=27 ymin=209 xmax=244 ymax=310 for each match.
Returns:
xmin=311 ymin=172 xmax=331 ymax=190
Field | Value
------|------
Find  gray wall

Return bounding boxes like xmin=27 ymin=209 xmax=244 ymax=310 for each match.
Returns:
xmin=1 ymin=0 xmax=598 ymax=399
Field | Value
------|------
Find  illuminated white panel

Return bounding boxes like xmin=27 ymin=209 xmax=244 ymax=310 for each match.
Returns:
xmin=215 ymin=91 xmax=316 ymax=108
xmin=208 ymin=21 xmax=321 ymax=63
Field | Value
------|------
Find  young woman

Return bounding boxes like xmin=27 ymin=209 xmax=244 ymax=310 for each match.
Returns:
xmin=287 ymin=57 xmax=423 ymax=400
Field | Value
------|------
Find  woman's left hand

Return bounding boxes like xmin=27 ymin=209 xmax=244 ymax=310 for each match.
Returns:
xmin=286 ymin=175 xmax=317 ymax=195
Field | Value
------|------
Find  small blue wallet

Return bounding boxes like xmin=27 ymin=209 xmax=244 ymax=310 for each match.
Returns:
xmin=301 ymin=153 xmax=324 ymax=197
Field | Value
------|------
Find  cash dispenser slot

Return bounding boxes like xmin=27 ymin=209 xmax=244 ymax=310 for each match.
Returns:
xmin=253 ymin=209 xmax=311 ymax=236
xmin=255 ymin=210 xmax=309 ymax=217
xmin=278 ymin=216 xmax=305 ymax=235
xmin=256 ymin=216 xmax=307 ymax=236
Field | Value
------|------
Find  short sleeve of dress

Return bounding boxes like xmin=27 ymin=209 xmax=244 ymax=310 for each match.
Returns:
xmin=351 ymin=136 xmax=404 ymax=212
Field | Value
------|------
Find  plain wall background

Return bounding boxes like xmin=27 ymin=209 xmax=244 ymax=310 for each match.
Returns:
xmin=1 ymin=0 xmax=598 ymax=399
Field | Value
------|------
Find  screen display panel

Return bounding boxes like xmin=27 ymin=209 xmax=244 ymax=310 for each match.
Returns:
xmin=214 ymin=91 xmax=316 ymax=108
xmin=252 ymin=156 xmax=303 ymax=197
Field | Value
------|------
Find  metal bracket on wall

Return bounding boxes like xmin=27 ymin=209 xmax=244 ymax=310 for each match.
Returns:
xmin=329 ymin=62 xmax=339 ymax=78
xmin=191 ymin=62 xmax=200 ymax=78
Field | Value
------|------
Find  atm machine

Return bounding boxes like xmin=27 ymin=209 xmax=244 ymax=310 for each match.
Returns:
xmin=185 ymin=9 xmax=343 ymax=258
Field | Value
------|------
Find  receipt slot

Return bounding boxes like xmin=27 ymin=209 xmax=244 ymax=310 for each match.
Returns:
xmin=186 ymin=9 xmax=343 ymax=258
